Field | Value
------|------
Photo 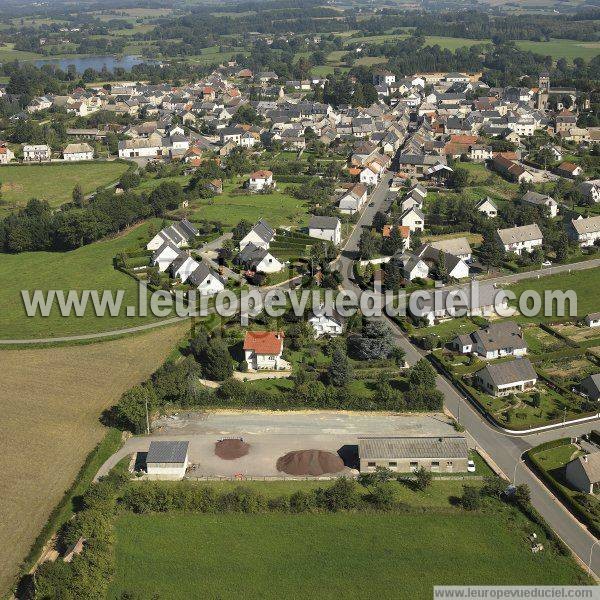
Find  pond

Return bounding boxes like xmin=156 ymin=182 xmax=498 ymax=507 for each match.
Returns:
xmin=34 ymin=55 xmax=154 ymax=73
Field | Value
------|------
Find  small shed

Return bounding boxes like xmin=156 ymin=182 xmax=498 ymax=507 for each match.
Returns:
xmin=146 ymin=440 xmax=189 ymax=480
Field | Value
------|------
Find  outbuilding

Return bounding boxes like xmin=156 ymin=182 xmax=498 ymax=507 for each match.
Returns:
xmin=146 ymin=440 xmax=189 ymax=480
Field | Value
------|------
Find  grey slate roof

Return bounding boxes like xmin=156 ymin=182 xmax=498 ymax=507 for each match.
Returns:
xmin=358 ymin=436 xmax=468 ymax=460
xmin=147 ymin=441 xmax=189 ymax=464
xmin=568 ymin=452 xmax=600 ymax=484
xmin=571 ymin=216 xmax=600 ymax=236
xmin=472 ymin=321 xmax=527 ymax=354
xmin=476 ymin=358 xmax=537 ymax=387
xmin=251 ymin=219 xmax=275 ymax=244
xmin=309 ymin=215 xmax=340 ymax=230
xmin=496 ymin=224 xmax=543 ymax=245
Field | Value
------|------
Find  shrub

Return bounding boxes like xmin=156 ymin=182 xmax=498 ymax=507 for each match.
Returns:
xmin=413 ymin=466 xmax=433 ymax=491
xmin=315 ymin=478 xmax=360 ymax=511
xmin=461 ymin=485 xmax=482 ymax=510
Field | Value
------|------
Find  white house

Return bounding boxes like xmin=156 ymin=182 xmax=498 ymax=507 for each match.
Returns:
xmin=247 ymin=170 xmax=274 ymax=192
xmin=0 ymin=146 xmax=15 ymax=164
xmin=118 ymin=137 xmax=161 ymax=158
xmin=584 ymin=312 xmax=600 ymax=328
xmin=152 ymin=241 xmax=181 ymax=272
xmin=400 ymin=207 xmax=425 ymax=232
xmin=239 ymin=219 xmax=275 ymax=251
xmin=308 ymin=306 xmax=344 ymax=338
xmin=338 ymin=183 xmax=368 ymax=215
xmin=522 ymin=191 xmax=558 ymax=218
xmin=188 ymin=262 xmax=225 ymax=295
xmin=243 ymin=330 xmax=287 ymax=370
xmin=360 ymin=165 xmax=379 ymax=186
xmin=579 ymin=180 xmax=600 ymax=204
xmin=147 ymin=220 xmax=199 ymax=251
xmin=308 ymin=215 xmax=341 ymax=245
xmin=236 ymin=243 xmax=284 ymax=273
xmin=23 ymin=144 xmax=51 ymax=162
xmin=474 ymin=358 xmax=537 ymax=397
xmin=63 ymin=143 xmax=94 ymax=161
xmin=394 ymin=252 xmax=429 ymax=281
xmin=428 ymin=237 xmax=472 ymax=261
xmin=569 ymin=216 xmax=600 ymax=248
xmin=495 ymin=224 xmax=543 ymax=255
xmin=146 ymin=441 xmax=189 ymax=480
xmin=169 ymin=253 xmax=200 ymax=283
xmin=565 ymin=453 xmax=600 ymax=494
xmin=476 ymin=197 xmax=498 ymax=218
xmin=452 ymin=321 xmax=527 ymax=359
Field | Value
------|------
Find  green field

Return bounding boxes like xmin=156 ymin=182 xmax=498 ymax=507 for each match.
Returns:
xmin=0 ymin=161 xmax=130 ymax=215
xmin=110 ymin=507 xmax=588 ymax=599
xmin=187 ymin=182 xmax=309 ymax=228
xmin=506 ymin=269 xmax=600 ymax=323
xmin=0 ymin=42 xmax=42 ymax=62
xmin=0 ymin=221 xmax=164 ymax=339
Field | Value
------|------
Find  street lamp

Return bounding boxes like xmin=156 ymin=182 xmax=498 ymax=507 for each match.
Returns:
xmin=588 ymin=539 xmax=600 ymax=576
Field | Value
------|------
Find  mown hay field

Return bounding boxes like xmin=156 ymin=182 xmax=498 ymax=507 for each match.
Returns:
xmin=0 ymin=322 xmax=188 ymax=595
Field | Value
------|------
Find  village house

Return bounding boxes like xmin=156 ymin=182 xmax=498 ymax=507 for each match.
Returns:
xmin=452 ymin=321 xmax=527 ymax=359
xmin=579 ymin=180 xmax=600 ymax=204
xmin=393 ymin=252 xmax=429 ymax=282
xmin=474 ymin=358 xmax=537 ymax=397
xmin=495 ymin=224 xmax=543 ymax=255
xmin=308 ymin=215 xmax=341 ymax=245
xmin=243 ymin=330 xmax=288 ymax=371
xmin=521 ymin=191 xmax=559 ymax=218
xmin=147 ymin=219 xmax=199 ymax=251
xmin=358 ymin=436 xmax=469 ymax=473
xmin=360 ymin=165 xmax=379 ymax=186
xmin=308 ymin=305 xmax=345 ymax=338
xmin=410 ymin=284 xmax=503 ymax=326
xmin=428 ymin=237 xmax=472 ymax=261
xmin=415 ymin=245 xmax=469 ymax=280
xmin=338 ymin=183 xmax=368 ymax=215
xmin=188 ymin=262 xmax=225 ymax=295
xmin=247 ymin=170 xmax=274 ymax=192
xmin=118 ymin=137 xmax=162 ymax=158
xmin=169 ymin=253 xmax=200 ymax=283
xmin=62 ymin=143 xmax=94 ymax=161
xmin=22 ymin=144 xmax=51 ymax=162
xmin=152 ymin=241 xmax=181 ymax=272
xmin=235 ymin=242 xmax=284 ymax=274
xmin=580 ymin=374 xmax=600 ymax=401
xmin=565 ymin=452 xmax=600 ymax=494
xmin=584 ymin=313 xmax=600 ymax=328
xmin=476 ymin=197 xmax=498 ymax=218
xmin=239 ymin=219 xmax=275 ymax=251
xmin=491 ymin=154 xmax=535 ymax=184
xmin=399 ymin=206 xmax=425 ymax=232
xmin=568 ymin=216 xmax=600 ymax=247
xmin=556 ymin=161 xmax=583 ymax=178
xmin=0 ymin=146 xmax=14 ymax=164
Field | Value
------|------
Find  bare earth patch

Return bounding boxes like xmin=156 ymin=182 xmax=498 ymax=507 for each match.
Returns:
xmin=0 ymin=322 xmax=188 ymax=595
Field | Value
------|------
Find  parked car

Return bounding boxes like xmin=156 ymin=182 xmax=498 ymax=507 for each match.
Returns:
xmin=467 ymin=460 xmax=476 ymax=473
xmin=542 ymin=260 xmax=552 ymax=267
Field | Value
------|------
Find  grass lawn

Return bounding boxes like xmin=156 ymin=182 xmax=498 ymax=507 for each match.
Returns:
xmin=0 ymin=161 xmax=129 ymax=216
xmin=419 ymin=316 xmax=480 ymax=344
xmin=0 ymin=220 xmax=167 ymax=339
xmin=0 ymin=322 xmax=188 ymax=596
xmin=515 ymin=39 xmax=600 ymax=62
xmin=0 ymin=42 xmax=42 ymax=62
xmin=187 ymin=181 xmax=309 ymax=229
xmin=110 ymin=505 xmax=589 ymax=599
xmin=506 ymin=269 xmax=600 ymax=323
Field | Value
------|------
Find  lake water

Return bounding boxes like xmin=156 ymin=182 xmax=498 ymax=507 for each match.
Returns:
xmin=34 ymin=55 xmax=152 ymax=73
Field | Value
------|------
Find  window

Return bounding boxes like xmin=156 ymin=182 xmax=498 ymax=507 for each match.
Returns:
xmin=431 ymin=461 xmax=440 ymax=471
xmin=367 ymin=462 xmax=376 ymax=467
xmin=410 ymin=461 xmax=418 ymax=470
xmin=388 ymin=461 xmax=397 ymax=467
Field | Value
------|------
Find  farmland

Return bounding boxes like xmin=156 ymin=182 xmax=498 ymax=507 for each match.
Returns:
xmin=0 ymin=220 xmax=165 ymax=339
xmin=109 ymin=504 xmax=589 ymax=599
xmin=0 ymin=321 xmax=189 ymax=595
xmin=0 ymin=161 xmax=130 ymax=216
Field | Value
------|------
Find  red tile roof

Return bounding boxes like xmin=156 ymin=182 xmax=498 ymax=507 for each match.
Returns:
xmin=243 ymin=331 xmax=284 ymax=355
xmin=250 ymin=170 xmax=273 ymax=179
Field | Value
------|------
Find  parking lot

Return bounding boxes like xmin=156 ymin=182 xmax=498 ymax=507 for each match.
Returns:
xmin=96 ymin=410 xmax=460 ymax=480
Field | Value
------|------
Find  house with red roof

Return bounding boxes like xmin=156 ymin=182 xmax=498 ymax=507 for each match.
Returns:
xmin=248 ymin=170 xmax=274 ymax=192
xmin=0 ymin=145 xmax=14 ymax=164
xmin=243 ymin=330 xmax=288 ymax=371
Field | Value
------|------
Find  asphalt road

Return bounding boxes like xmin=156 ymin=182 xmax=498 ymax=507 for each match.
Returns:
xmin=338 ymin=173 xmax=600 ymax=578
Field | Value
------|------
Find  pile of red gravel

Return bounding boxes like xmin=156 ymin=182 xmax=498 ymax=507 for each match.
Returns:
xmin=215 ymin=439 xmax=250 ymax=460
xmin=276 ymin=450 xmax=344 ymax=476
